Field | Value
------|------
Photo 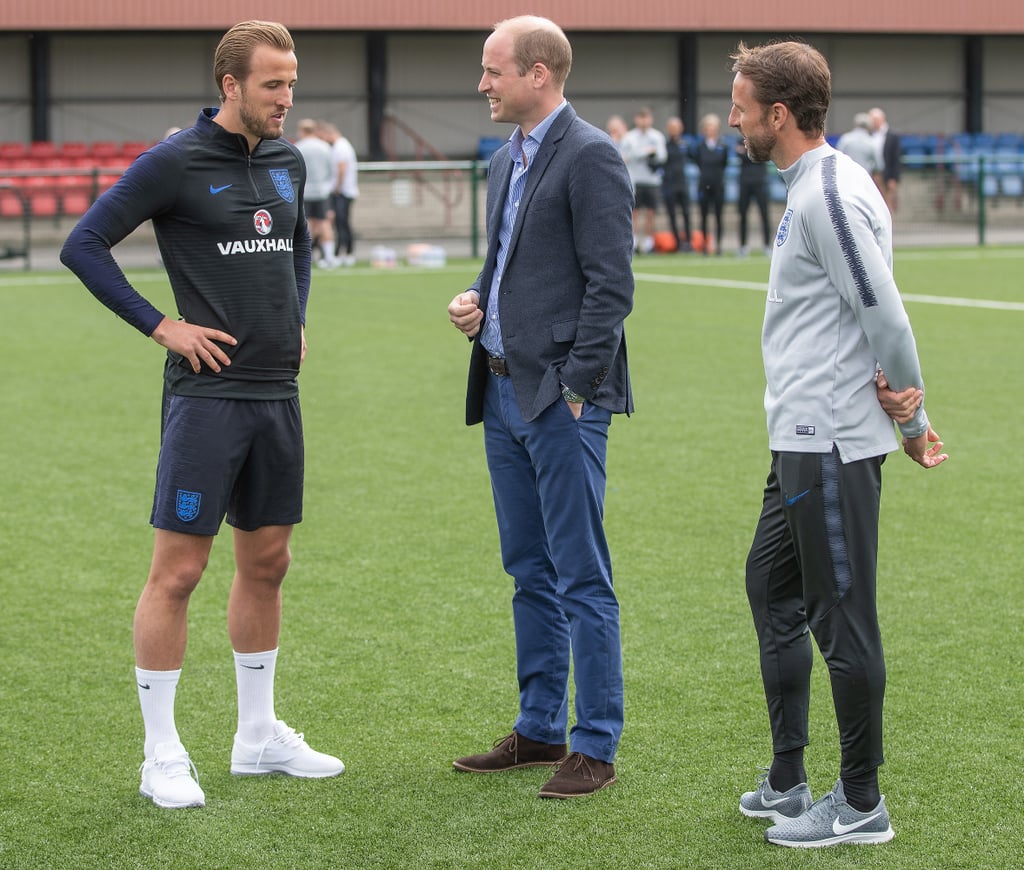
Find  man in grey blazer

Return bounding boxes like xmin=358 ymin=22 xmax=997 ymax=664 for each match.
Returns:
xmin=448 ymin=15 xmax=635 ymax=799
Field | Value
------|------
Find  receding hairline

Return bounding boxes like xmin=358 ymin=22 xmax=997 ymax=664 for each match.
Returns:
xmin=493 ymin=14 xmax=565 ymax=38
xmin=488 ymin=14 xmax=572 ymax=86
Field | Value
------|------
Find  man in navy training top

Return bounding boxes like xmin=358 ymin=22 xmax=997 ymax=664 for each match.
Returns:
xmin=61 ymin=19 xmax=344 ymax=810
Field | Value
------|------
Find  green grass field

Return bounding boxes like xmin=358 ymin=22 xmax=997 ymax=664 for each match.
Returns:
xmin=1 ymin=248 xmax=1022 ymax=868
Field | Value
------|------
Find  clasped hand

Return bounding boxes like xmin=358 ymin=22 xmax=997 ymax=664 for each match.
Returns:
xmin=448 ymin=292 xmax=483 ymax=338
xmin=875 ymin=371 xmax=948 ymax=469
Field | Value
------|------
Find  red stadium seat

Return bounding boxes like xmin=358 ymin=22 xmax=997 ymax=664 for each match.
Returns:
xmin=0 ymin=185 xmax=28 ymax=217
xmin=1 ymin=155 xmax=35 ymax=171
xmin=120 ymin=141 xmax=152 ymax=161
xmin=65 ymin=153 xmax=99 ymax=169
xmin=96 ymin=165 xmax=129 ymax=194
xmin=59 ymin=141 xmax=89 ymax=160
xmin=56 ymin=175 xmax=94 ymax=216
xmin=88 ymin=141 xmax=121 ymax=162
xmin=29 ymin=141 xmax=59 ymax=160
xmin=27 ymin=154 xmax=65 ymax=170
xmin=22 ymin=175 xmax=59 ymax=217
xmin=0 ymin=142 xmax=28 ymax=159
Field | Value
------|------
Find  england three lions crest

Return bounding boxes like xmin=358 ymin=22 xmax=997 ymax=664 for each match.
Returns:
xmin=176 ymin=489 xmax=202 ymax=523
xmin=776 ymin=208 xmax=794 ymax=247
xmin=269 ymin=168 xmax=294 ymax=202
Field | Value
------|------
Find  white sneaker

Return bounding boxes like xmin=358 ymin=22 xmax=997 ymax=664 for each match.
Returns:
xmin=139 ymin=740 xmax=205 ymax=809
xmin=342 ymin=255 xmax=357 ymax=266
xmin=231 ymin=720 xmax=345 ymax=778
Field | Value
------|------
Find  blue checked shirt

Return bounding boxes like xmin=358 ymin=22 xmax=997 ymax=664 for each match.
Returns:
xmin=480 ymin=102 xmax=567 ymax=358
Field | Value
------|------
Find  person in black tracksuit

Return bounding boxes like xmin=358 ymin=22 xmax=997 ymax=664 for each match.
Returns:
xmin=60 ymin=20 xmax=345 ymax=811
xmin=659 ymin=116 xmax=692 ymax=252
xmin=690 ymin=113 xmax=730 ymax=255
xmin=735 ymin=143 xmax=772 ymax=256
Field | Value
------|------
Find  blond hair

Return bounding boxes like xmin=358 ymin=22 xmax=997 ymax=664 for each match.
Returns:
xmin=214 ymin=20 xmax=294 ymax=101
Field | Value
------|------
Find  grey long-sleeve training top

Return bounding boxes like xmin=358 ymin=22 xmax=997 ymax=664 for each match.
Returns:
xmin=762 ymin=143 xmax=930 ymax=463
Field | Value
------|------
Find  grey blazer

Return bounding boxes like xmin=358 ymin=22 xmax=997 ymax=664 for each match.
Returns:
xmin=464 ymin=103 xmax=635 ymax=425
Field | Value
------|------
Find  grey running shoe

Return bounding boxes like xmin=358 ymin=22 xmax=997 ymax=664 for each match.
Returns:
xmin=740 ymin=769 xmax=813 ymax=823
xmin=765 ymin=779 xmax=894 ymax=848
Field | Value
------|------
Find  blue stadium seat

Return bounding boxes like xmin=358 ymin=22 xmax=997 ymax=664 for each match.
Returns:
xmin=900 ymin=134 xmax=932 ymax=170
xmin=477 ymin=137 xmax=504 ymax=160
xmin=922 ymin=134 xmax=941 ymax=156
xmin=1000 ymin=174 xmax=1023 ymax=198
xmin=972 ymin=132 xmax=995 ymax=153
xmin=900 ymin=134 xmax=929 ymax=158
xmin=994 ymin=147 xmax=1021 ymax=176
xmin=945 ymin=132 xmax=974 ymax=154
xmin=995 ymin=132 xmax=1020 ymax=151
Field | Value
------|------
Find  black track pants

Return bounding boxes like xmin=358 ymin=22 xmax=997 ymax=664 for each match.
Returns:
xmin=745 ymin=448 xmax=886 ymax=778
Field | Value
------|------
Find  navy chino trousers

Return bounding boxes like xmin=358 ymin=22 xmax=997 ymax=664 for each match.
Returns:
xmin=482 ymin=370 xmax=624 ymax=763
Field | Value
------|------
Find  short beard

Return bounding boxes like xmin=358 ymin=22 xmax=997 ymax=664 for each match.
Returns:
xmin=744 ymin=131 xmax=775 ymax=163
xmin=238 ymin=88 xmax=282 ymax=142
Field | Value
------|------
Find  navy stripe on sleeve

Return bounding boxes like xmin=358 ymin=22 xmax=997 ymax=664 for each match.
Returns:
xmin=822 ymin=155 xmax=877 ymax=308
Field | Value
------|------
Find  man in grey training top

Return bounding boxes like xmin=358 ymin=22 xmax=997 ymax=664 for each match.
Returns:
xmin=728 ymin=40 xmax=947 ymax=849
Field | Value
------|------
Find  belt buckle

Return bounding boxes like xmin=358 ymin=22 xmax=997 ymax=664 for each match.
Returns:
xmin=488 ymin=356 xmax=508 ymax=376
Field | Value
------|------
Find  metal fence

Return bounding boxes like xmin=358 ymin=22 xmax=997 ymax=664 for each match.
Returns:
xmin=899 ymin=154 xmax=1024 ymax=246
xmin=3 ymin=154 xmax=1023 ymax=271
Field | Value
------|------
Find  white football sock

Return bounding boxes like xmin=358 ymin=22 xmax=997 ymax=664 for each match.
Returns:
xmin=136 ymin=667 xmax=182 ymax=759
xmin=321 ymin=242 xmax=336 ymax=263
xmin=234 ymin=648 xmax=278 ymax=744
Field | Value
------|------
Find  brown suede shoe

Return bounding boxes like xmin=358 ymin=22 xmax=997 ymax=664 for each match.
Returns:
xmin=537 ymin=752 xmax=617 ymax=798
xmin=453 ymin=731 xmax=567 ymax=773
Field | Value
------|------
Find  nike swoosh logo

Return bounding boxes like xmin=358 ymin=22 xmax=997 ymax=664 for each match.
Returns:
xmin=209 ymin=184 xmax=233 ymax=194
xmin=138 ymin=683 xmax=151 ymax=690
xmin=833 ymin=812 xmax=882 ymax=835
xmin=760 ymin=794 xmax=790 ymax=808
xmin=785 ymin=489 xmax=811 ymax=506
xmin=240 ymin=664 xmax=265 ymax=670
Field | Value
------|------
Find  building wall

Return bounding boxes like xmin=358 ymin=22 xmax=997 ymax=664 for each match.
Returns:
xmin=3 ymin=0 xmax=1023 ymax=33
xmin=3 ymin=30 xmax=1023 ymax=153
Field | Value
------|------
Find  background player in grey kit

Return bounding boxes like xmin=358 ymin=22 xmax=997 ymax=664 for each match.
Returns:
xmin=60 ymin=19 xmax=344 ymax=810
xmin=728 ymin=39 xmax=947 ymax=848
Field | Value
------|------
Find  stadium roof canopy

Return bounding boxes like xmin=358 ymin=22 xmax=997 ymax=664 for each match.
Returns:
xmin=3 ymin=0 xmax=1023 ymax=34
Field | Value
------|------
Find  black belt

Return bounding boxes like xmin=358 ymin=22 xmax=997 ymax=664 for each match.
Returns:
xmin=487 ymin=356 xmax=510 ymax=376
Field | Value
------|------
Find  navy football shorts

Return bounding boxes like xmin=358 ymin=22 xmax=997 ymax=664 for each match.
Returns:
xmin=151 ymin=394 xmax=303 ymax=535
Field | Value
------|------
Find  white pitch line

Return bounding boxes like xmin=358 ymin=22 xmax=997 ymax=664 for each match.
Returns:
xmin=900 ymin=293 xmax=1024 ymax=311
xmin=633 ymin=272 xmax=766 ymax=291
xmin=5 ymin=262 xmax=1023 ymax=311
xmin=633 ymin=271 xmax=1024 ymax=311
